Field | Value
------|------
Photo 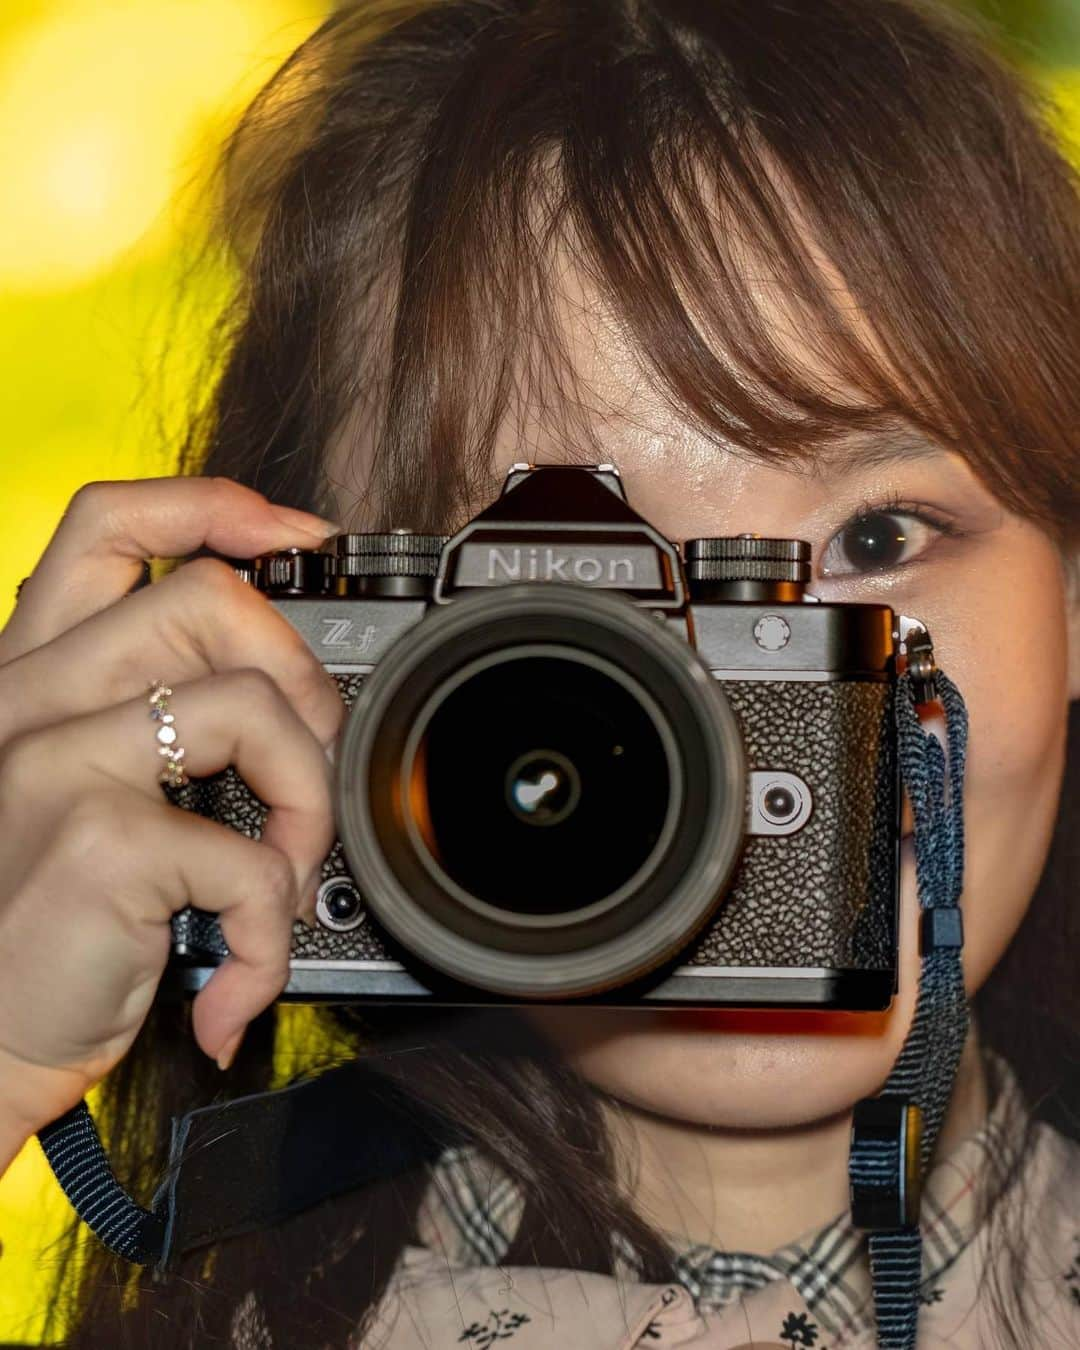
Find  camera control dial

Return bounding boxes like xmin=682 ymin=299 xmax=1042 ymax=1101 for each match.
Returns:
xmin=333 ymin=531 xmax=449 ymax=597
xmin=335 ymin=531 xmax=448 ymax=577
xmin=684 ymin=535 xmax=810 ymax=582
xmin=684 ymin=535 xmax=810 ymax=602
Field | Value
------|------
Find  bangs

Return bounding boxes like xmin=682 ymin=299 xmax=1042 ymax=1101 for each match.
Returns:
xmin=561 ymin=123 xmax=935 ymax=461
xmin=367 ymin=1 xmax=1079 ymax=536
xmin=198 ymin=0 xmax=1080 ymax=547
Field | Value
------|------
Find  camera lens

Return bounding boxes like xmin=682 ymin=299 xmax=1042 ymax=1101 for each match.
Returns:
xmin=336 ymin=585 xmax=746 ymax=998
xmin=411 ymin=653 xmax=671 ymax=916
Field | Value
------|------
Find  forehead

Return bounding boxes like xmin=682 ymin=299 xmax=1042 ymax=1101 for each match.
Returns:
xmin=494 ymin=195 xmax=913 ymax=445
xmin=325 ymin=179 xmax=1005 ymax=545
xmin=488 ymin=240 xmax=948 ymax=535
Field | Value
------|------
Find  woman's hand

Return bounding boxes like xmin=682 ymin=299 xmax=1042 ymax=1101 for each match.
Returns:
xmin=0 ymin=477 xmax=343 ymax=1143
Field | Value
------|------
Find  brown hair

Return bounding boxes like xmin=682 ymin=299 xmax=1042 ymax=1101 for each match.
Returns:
xmin=43 ymin=2 xmax=1079 ymax=1347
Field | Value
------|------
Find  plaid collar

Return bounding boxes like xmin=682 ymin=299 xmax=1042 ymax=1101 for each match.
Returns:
xmin=417 ymin=1053 xmax=1024 ymax=1339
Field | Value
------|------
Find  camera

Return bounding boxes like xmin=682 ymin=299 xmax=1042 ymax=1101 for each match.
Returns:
xmin=165 ymin=464 xmax=911 ymax=1010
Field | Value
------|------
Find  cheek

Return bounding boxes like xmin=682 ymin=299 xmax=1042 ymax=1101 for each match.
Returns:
xmin=930 ymin=539 xmax=1069 ymax=992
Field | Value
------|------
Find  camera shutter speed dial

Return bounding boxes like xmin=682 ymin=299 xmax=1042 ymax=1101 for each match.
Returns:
xmin=335 ymin=531 xmax=447 ymax=577
xmin=684 ymin=535 xmax=810 ymax=602
xmin=333 ymin=531 xmax=449 ymax=596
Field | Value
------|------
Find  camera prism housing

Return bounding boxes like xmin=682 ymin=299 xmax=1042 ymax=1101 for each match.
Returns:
xmin=165 ymin=464 xmax=902 ymax=1010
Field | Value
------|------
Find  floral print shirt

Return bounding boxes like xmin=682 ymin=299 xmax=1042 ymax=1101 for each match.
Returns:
xmin=359 ymin=1057 xmax=1080 ymax=1349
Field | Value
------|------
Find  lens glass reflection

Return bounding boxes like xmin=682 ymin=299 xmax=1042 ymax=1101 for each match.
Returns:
xmin=412 ymin=655 xmax=670 ymax=915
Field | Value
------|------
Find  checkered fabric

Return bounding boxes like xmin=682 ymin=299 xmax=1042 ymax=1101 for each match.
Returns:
xmin=415 ymin=1053 xmax=1020 ymax=1341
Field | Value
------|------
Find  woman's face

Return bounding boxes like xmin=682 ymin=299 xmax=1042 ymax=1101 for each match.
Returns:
xmin=517 ymin=431 xmax=1075 ymax=1128
xmin=334 ymin=258 xmax=1080 ymax=1132
xmin=511 ymin=276 xmax=1079 ymax=1131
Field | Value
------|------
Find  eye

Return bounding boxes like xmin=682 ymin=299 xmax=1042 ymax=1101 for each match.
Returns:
xmin=819 ymin=504 xmax=956 ymax=578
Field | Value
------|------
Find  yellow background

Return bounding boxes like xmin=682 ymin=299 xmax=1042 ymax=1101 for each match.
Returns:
xmin=0 ymin=0 xmax=1075 ymax=1343
xmin=0 ymin=4 xmax=331 ymax=1341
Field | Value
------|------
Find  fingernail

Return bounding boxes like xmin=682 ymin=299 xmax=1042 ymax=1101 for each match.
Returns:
xmin=295 ymin=891 xmax=316 ymax=928
xmin=216 ymin=1029 xmax=245 ymax=1072
xmin=299 ymin=878 xmax=321 ymax=928
xmin=268 ymin=504 xmax=342 ymax=538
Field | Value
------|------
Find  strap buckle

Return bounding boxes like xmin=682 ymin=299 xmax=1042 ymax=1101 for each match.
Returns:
xmin=849 ymin=1096 xmax=923 ymax=1231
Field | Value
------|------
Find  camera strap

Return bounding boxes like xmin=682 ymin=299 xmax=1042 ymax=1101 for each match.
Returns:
xmin=849 ymin=665 xmax=970 ymax=1349
xmin=34 ymin=660 xmax=970 ymax=1350
xmin=34 ymin=1054 xmax=450 ymax=1271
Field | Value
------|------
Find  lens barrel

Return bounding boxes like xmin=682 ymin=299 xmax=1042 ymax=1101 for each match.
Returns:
xmin=336 ymin=585 xmax=746 ymax=998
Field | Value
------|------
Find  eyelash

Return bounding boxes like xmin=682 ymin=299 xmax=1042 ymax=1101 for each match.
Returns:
xmin=819 ymin=493 xmax=962 ymax=578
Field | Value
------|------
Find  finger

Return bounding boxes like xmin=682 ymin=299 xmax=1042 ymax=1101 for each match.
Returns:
xmin=5 ymin=668 xmax=336 ymax=902
xmin=1 ymin=791 xmax=303 ymax=1070
xmin=0 ymin=555 xmax=345 ymax=750
xmin=2 ymin=476 xmax=339 ymax=661
xmin=163 ymin=811 xmax=305 ymax=1063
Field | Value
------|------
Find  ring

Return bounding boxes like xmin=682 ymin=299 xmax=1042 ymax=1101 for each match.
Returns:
xmin=147 ymin=681 xmax=189 ymax=788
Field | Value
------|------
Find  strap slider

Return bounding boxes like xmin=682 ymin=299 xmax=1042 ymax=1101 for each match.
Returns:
xmin=850 ymin=1097 xmax=923 ymax=1230
xmin=920 ymin=907 xmax=964 ymax=954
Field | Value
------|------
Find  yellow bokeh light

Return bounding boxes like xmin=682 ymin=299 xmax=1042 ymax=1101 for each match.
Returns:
xmin=0 ymin=0 xmax=316 ymax=291
xmin=1046 ymin=66 xmax=1080 ymax=156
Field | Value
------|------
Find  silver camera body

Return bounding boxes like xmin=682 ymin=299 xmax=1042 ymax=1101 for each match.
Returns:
xmin=165 ymin=465 xmax=912 ymax=1010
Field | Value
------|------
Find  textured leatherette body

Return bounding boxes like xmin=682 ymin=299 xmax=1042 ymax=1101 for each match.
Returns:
xmin=167 ymin=671 xmax=898 ymax=983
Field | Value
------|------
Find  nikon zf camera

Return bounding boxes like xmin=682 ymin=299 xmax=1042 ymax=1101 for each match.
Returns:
xmin=166 ymin=464 xmax=911 ymax=1010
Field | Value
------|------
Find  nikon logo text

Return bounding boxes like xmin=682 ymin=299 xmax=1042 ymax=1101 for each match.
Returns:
xmin=487 ymin=547 xmax=635 ymax=585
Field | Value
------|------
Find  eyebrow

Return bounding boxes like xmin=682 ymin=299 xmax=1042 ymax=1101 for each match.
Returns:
xmin=812 ymin=428 xmax=947 ymax=476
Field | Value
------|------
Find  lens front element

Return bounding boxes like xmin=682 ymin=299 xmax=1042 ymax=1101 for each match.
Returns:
xmin=406 ymin=650 xmax=675 ymax=920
